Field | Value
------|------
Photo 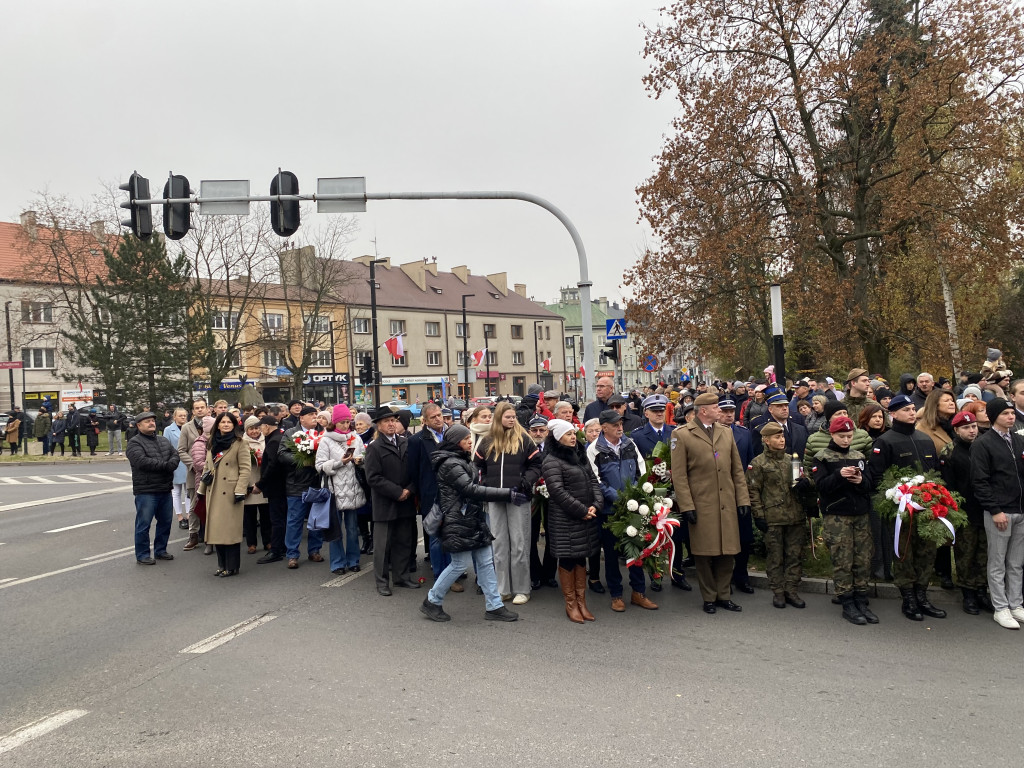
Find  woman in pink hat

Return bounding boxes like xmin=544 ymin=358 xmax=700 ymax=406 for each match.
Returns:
xmin=315 ymin=404 xmax=367 ymax=574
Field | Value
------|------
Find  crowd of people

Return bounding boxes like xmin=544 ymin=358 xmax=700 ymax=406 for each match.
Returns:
xmin=124 ymin=357 xmax=1024 ymax=630
xmin=4 ymin=402 xmax=132 ymax=457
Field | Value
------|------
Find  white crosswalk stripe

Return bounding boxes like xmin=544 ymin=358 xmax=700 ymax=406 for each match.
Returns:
xmin=0 ymin=473 xmax=131 ymax=485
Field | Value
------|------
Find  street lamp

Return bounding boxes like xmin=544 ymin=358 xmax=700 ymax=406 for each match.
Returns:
xmin=369 ymin=258 xmax=387 ymax=406
xmin=4 ymin=302 xmax=14 ymax=409
xmin=461 ymin=294 xmax=474 ymax=402
xmin=770 ymin=283 xmax=785 ymax=388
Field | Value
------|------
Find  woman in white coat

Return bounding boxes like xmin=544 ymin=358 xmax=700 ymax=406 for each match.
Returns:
xmin=315 ymin=404 xmax=367 ymax=575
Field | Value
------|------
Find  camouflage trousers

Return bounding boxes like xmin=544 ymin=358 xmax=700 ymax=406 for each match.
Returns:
xmin=823 ymin=514 xmax=872 ymax=596
xmin=892 ymin=517 xmax=938 ymax=589
xmin=764 ymin=523 xmax=806 ymax=595
xmin=954 ymin=524 xmax=988 ymax=590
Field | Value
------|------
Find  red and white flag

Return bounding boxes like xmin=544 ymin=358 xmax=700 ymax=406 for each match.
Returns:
xmin=541 ymin=358 xmax=551 ymax=372
xmin=579 ymin=362 xmax=586 ymax=379
xmin=383 ymin=334 xmax=404 ymax=360
xmin=471 ymin=348 xmax=487 ymax=367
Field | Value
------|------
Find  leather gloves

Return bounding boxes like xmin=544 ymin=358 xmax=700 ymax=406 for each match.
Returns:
xmin=234 ymin=494 xmax=245 ymax=503
xmin=794 ymin=477 xmax=812 ymax=493
xmin=737 ymin=505 xmax=751 ymax=517
xmin=509 ymin=489 xmax=530 ymax=506
xmin=684 ymin=509 xmax=697 ymax=525
xmin=754 ymin=517 xmax=768 ymax=534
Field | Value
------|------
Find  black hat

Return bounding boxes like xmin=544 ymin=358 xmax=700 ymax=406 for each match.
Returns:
xmin=606 ymin=394 xmax=627 ymax=406
xmin=875 ymin=387 xmax=893 ymax=400
xmin=135 ymin=411 xmax=156 ymax=423
xmin=987 ymin=397 xmax=1014 ymax=424
xmin=599 ymin=409 xmax=622 ymax=425
xmin=299 ymin=405 xmax=318 ymax=417
xmin=259 ymin=415 xmax=279 ymax=427
xmin=370 ymin=406 xmax=397 ymax=423
xmin=289 ymin=399 xmax=303 ymax=408
xmin=442 ymin=424 xmax=471 ymax=447
xmin=395 ymin=410 xmax=413 ymax=430
xmin=823 ymin=399 xmax=847 ymax=422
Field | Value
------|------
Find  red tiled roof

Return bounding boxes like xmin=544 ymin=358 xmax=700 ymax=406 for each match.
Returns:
xmin=0 ymin=220 xmax=113 ymax=286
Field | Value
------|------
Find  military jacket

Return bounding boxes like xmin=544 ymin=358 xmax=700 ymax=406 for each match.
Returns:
xmin=747 ymin=449 xmax=803 ymax=525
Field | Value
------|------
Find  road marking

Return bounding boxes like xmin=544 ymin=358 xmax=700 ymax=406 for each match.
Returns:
xmin=321 ymin=567 xmax=373 ymax=588
xmin=45 ymin=520 xmax=107 ymax=534
xmin=0 ymin=578 xmax=16 ymax=584
xmin=25 ymin=475 xmax=57 ymax=484
xmin=0 ymin=486 xmax=131 ymax=513
xmin=81 ymin=544 xmax=138 ymax=560
xmin=0 ymin=710 xmax=89 ymax=756
xmin=57 ymin=474 xmax=93 ymax=482
xmin=0 ymin=537 xmax=188 ymax=591
xmin=0 ymin=477 xmax=23 ymax=484
xmin=179 ymin=614 xmax=277 ymax=654
xmin=86 ymin=473 xmax=124 ymax=482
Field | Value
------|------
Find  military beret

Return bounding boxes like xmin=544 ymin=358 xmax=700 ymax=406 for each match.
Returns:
xmin=829 ymin=416 xmax=856 ymax=434
xmin=951 ymin=411 xmax=976 ymax=428
xmin=760 ymin=422 xmax=783 ymax=438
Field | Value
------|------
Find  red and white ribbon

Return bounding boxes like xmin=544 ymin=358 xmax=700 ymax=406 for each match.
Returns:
xmin=894 ymin=488 xmax=955 ymax=557
xmin=626 ymin=504 xmax=679 ymax=571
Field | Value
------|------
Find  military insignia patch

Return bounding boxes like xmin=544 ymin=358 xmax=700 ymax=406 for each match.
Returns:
xmin=671 ymin=437 xmax=678 ymax=450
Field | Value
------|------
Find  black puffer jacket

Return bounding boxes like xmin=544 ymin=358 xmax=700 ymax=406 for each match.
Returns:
xmin=541 ymin=438 xmax=601 ymax=559
xmin=475 ymin=435 xmax=543 ymax=493
xmin=277 ymin=427 xmax=321 ymax=497
xmin=126 ymin=432 xmax=180 ymax=495
xmin=432 ymin=445 xmax=510 ymax=553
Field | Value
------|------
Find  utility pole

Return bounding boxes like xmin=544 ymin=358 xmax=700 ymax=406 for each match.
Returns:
xmin=461 ymin=294 xmax=473 ymax=401
xmin=328 ymin=319 xmax=338 ymax=406
xmin=4 ymin=302 xmax=14 ymax=410
xmin=534 ymin=320 xmax=542 ymax=383
xmin=369 ymin=257 xmax=387 ymax=407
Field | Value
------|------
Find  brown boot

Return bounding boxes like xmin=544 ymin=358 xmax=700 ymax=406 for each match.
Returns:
xmin=573 ymin=565 xmax=595 ymax=621
xmin=559 ymin=567 xmax=584 ymax=623
xmin=183 ymin=533 xmax=199 ymax=551
xmin=631 ymin=591 xmax=658 ymax=610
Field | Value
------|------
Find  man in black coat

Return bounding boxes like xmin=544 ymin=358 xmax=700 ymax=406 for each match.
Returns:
xmin=407 ymin=403 xmax=451 ymax=582
xmin=256 ymin=416 xmax=288 ymax=564
xmin=750 ymin=388 xmax=808 ymax=458
xmin=364 ymin=406 xmax=419 ymax=596
xmin=126 ymin=411 xmax=180 ymax=565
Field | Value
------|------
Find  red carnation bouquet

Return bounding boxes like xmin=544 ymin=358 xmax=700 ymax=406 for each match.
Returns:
xmin=875 ymin=468 xmax=967 ymax=553
xmin=288 ymin=430 xmax=323 ymax=468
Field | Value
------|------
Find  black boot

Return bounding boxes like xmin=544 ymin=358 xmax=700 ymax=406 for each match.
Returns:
xmin=915 ymin=586 xmax=946 ymax=618
xmin=840 ymin=593 xmax=868 ymax=625
xmin=854 ymin=591 xmax=879 ymax=624
xmin=900 ymin=587 xmax=923 ymax=621
xmin=962 ymin=588 xmax=980 ymax=615
xmin=976 ymin=589 xmax=995 ymax=613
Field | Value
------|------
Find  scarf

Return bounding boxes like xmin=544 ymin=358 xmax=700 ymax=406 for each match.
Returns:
xmin=211 ymin=431 xmax=237 ymax=458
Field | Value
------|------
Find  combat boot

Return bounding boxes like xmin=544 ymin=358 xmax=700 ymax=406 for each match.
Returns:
xmin=976 ymin=589 xmax=995 ymax=613
xmin=915 ymin=585 xmax=946 ymax=618
xmin=840 ymin=593 xmax=867 ymax=625
xmin=899 ymin=587 xmax=923 ymax=621
xmin=853 ymin=591 xmax=878 ymax=624
xmin=962 ymin=588 xmax=980 ymax=615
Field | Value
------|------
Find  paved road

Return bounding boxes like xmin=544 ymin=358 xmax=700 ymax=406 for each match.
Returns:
xmin=1 ymin=462 xmax=1020 ymax=766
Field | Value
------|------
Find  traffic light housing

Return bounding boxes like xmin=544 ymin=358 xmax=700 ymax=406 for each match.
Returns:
xmin=119 ymin=172 xmax=153 ymax=240
xmin=359 ymin=358 xmax=374 ymax=386
xmin=604 ymin=340 xmax=619 ymax=363
xmin=163 ymin=173 xmax=191 ymax=240
xmin=270 ymin=170 xmax=300 ymax=237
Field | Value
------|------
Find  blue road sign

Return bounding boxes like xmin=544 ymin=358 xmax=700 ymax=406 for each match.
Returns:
xmin=606 ymin=318 xmax=627 ymax=339
xmin=643 ymin=354 xmax=660 ymax=372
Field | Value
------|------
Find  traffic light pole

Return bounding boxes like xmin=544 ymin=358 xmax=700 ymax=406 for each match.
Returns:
xmin=370 ymin=258 xmax=386 ymax=407
xmin=125 ymin=184 xmax=596 ymax=402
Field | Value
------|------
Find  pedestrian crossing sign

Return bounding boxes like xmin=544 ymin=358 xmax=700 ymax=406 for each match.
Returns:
xmin=606 ymin=318 xmax=627 ymax=340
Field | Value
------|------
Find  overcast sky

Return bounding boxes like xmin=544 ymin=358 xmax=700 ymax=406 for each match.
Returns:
xmin=1 ymin=1 xmax=677 ymax=303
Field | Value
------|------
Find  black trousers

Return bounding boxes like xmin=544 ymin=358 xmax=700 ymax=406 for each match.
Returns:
xmin=243 ymin=503 xmax=272 ymax=548
xmin=215 ymin=543 xmax=241 ymax=572
xmin=267 ymin=496 xmax=288 ymax=556
xmin=374 ymin=518 xmax=414 ymax=588
xmin=530 ymin=510 xmax=556 ymax=583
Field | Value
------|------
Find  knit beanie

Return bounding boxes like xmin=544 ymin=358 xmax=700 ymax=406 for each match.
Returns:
xmin=332 ymin=403 xmax=353 ymax=424
xmin=824 ymin=399 xmax=847 ymax=422
xmin=986 ymin=397 xmax=1013 ymax=424
xmin=442 ymin=424 xmax=471 ymax=447
xmin=547 ymin=419 xmax=575 ymax=442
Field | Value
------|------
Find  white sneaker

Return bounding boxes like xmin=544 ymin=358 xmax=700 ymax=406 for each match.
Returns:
xmin=994 ymin=609 xmax=1020 ymax=629
xmin=512 ymin=593 xmax=530 ymax=605
xmin=1010 ymin=606 xmax=1024 ymax=623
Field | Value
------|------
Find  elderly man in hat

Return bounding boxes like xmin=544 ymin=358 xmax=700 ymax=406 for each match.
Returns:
xmin=126 ymin=411 xmax=180 ymax=565
xmin=277 ymin=405 xmax=327 ymax=570
xmin=607 ymin=392 xmax=643 ymax=433
xmin=866 ymin=393 xmax=944 ymax=621
xmin=751 ymin=387 xmax=809 ymax=459
xmin=364 ymin=405 xmax=419 ymax=596
xmin=671 ymin=393 xmax=751 ymax=613
xmin=586 ymin=408 xmax=656 ymax=611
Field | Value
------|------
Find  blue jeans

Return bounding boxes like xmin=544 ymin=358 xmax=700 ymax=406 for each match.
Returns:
xmin=429 ymin=532 xmax=451 ymax=578
xmin=134 ymin=493 xmax=172 ymax=560
xmin=285 ymin=496 xmax=323 ymax=560
xmin=428 ymin=546 xmax=503 ymax=611
xmin=599 ymin=522 xmax=647 ymax=598
xmin=329 ymin=507 xmax=362 ymax=570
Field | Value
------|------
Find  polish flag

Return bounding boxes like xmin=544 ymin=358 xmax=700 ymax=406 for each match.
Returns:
xmin=541 ymin=358 xmax=551 ymax=372
xmin=471 ymin=348 xmax=487 ymax=367
xmin=384 ymin=334 xmax=404 ymax=360
xmin=579 ymin=362 xmax=586 ymax=379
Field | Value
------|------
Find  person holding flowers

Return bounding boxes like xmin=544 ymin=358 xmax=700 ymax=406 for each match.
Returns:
xmin=542 ymin=419 xmax=602 ymax=623
xmin=970 ymin=398 xmax=1024 ymax=629
xmin=316 ymin=404 xmax=367 ymax=576
xmin=811 ymin=417 xmax=876 ymax=624
xmin=277 ymin=405 xmax=326 ymax=570
xmin=866 ymin=394 xmax=944 ymax=621
xmin=748 ymin=422 xmax=807 ymax=610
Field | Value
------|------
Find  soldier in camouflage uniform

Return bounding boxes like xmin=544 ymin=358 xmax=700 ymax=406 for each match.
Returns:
xmin=748 ymin=422 xmax=807 ymax=609
xmin=811 ymin=416 xmax=878 ymax=625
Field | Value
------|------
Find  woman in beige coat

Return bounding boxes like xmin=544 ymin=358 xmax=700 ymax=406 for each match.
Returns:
xmin=200 ymin=412 xmax=252 ymax=577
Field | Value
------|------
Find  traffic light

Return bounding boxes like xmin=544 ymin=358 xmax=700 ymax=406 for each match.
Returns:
xmin=604 ymin=340 xmax=619 ymax=362
xmin=162 ymin=173 xmax=191 ymax=240
xmin=359 ymin=358 xmax=373 ymax=386
xmin=119 ymin=172 xmax=153 ymax=240
xmin=270 ymin=170 xmax=300 ymax=237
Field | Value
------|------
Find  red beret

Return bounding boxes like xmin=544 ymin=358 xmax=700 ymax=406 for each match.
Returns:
xmin=951 ymin=411 xmax=976 ymax=428
xmin=829 ymin=416 xmax=855 ymax=434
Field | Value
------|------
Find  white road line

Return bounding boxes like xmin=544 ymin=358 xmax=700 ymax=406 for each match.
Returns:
xmin=0 ymin=486 xmax=131 ymax=513
xmin=81 ymin=544 xmax=137 ymax=560
xmin=0 ymin=537 xmax=188 ymax=591
xmin=25 ymin=475 xmax=57 ymax=484
xmin=0 ymin=578 xmax=16 ymax=584
xmin=86 ymin=474 xmax=124 ymax=482
xmin=0 ymin=709 xmax=88 ymax=756
xmin=0 ymin=477 xmax=23 ymax=484
xmin=321 ymin=567 xmax=373 ymax=588
xmin=179 ymin=614 xmax=277 ymax=654
xmin=57 ymin=474 xmax=92 ymax=482
xmin=45 ymin=520 xmax=107 ymax=534
xmin=113 ymin=471 xmax=133 ymax=476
